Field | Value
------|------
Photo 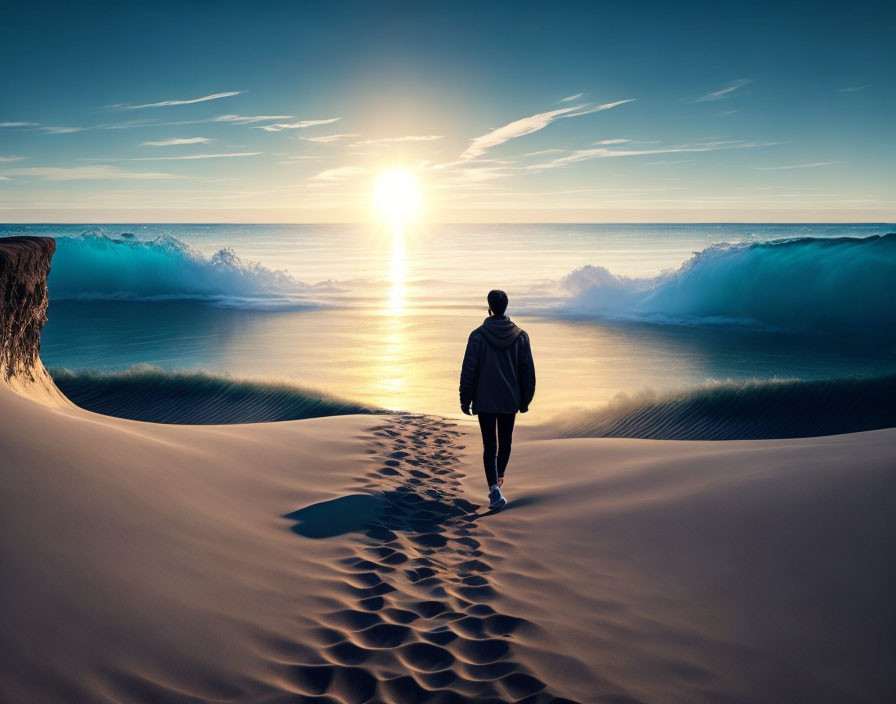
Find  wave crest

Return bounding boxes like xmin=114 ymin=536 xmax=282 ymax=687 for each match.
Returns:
xmin=48 ymin=233 xmax=331 ymax=308
xmin=50 ymin=365 xmax=381 ymax=424
xmin=560 ymin=234 xmax=896 ymax=334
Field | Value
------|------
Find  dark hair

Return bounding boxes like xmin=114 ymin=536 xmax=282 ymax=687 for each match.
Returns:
xmin=487 ymin=289 xmax=508 ymax=316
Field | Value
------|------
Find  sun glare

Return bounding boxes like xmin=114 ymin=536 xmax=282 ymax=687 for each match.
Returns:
xmin=373 ymin=169 xmax=421 ymax=226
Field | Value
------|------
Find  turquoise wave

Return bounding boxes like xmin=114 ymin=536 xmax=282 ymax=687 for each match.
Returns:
xmin=47 ymin=233 xmax=333 ymax=308
xmin=560 ymin=233 xmax=896 ymax=336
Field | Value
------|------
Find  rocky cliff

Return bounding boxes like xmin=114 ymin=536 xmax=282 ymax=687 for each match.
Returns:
xmin=0 ymin=237 xmax=67 ymax=403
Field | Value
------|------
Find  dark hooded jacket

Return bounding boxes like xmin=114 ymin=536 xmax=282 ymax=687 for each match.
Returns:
xmin=459 ymin=315 xmax=536 ymax=414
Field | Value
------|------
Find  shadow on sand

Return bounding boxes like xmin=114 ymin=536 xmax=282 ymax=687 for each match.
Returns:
xmin=285 ymin=488 xmax=545 ymax=539
xmin=285 ymin=488 xmax=483 ymax=540
xmin=283 ymin=494 xmax=384 ymax=538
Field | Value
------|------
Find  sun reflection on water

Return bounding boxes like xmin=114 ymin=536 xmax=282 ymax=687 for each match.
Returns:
xmin=388 ymin=225 xmax=406 ymax=315
xmin=375 ymin=224 xmax=411 ymax=405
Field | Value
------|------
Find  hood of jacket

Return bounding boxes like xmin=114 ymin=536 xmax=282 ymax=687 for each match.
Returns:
xmin=478 ymin=315 xmax=523 ymax=348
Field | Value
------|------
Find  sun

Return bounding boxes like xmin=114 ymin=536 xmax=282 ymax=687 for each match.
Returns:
xmin=372 ymin=169 xmax=421 ymax=226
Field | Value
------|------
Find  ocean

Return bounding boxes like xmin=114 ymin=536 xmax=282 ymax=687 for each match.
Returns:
xmin=2 ymin=223 xmax=894 ymax=428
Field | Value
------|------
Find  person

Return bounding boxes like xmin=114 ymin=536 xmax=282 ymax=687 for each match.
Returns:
xmin=459 ymin=289 xmax=536 ymax=509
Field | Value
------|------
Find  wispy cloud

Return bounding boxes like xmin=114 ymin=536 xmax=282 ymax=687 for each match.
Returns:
xmin=445 ymin=165 xmax=514 ymax=183
xmin=353 ymin=135 xmax=443 ymax=145
xmin=695 ymin=79 xmax=751 ymax=102
xmin=594 ymin=138 xmax=630 ymax=145
xmin=462 ymin=99 xmax=635 ymax=159
xmin=756 ymin=161 xmax=835 ymax=170
xmin=563 ymin=99 xmax=636 ymax=117
xmin=558 ymin=93 xmax=584 ymax=102
xmin=527 ymin=139 xmax=776 ymax=170
xmin=26 ymin=114 xmax=298 ymax=135
xmin=524 ymin=149 xmax=565 ymax=157
xmin=2 ymin=165 xmax=177 ymax=180
xmin=308 ymin=166 xmax=367 ymax=182
xmin=0 ymin=156 xmax=25 ymax=162
xmin=301 ymin=133 xmax=360 ymax=143
xmin=212 ymin=114 xmax=293 ymax=124
xmin=839 ymin=85 xmax=870 ymax=93
xmin=140 ymin=137 xmax=212 ymax=147
xmin=114 ymin=91 xmax=244 ymax=110
xmin=255 ymin=118 xmax=341 ymax=132
xmin=38 ymin=126 xmax=88 ymax=134
xmin=131 ymin=152 xmax=261 ymax=161
xmin=0 ymin=176 xmax=9 ymax=181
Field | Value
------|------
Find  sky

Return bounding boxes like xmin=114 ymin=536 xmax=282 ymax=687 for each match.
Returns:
xmin=0 ymin=0 xmax=893 ymax=223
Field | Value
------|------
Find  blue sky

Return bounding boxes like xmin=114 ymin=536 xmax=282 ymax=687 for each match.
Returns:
xmin=1 ymin=0 xmax=893 ymax=222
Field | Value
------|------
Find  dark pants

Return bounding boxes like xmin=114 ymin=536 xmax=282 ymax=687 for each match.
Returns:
xmin=477 ymin=412 xmax=516 ymax=488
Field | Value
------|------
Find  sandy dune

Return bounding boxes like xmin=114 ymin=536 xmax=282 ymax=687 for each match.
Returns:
xmin=3 ymin=379 xmax=896 ymax=703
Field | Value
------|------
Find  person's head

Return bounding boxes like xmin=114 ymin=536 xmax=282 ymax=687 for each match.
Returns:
xmin=487 ymin=289 xmax=508 ymax=317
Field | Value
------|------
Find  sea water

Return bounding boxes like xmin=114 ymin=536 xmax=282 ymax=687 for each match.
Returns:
xmin=2 ymin=223 xmax=894 ymax=422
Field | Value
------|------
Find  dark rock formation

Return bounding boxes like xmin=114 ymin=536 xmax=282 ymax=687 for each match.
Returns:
xmin=0 ymin=237 xmax=56 ymax=383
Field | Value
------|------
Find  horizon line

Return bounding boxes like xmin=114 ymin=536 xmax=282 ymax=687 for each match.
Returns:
xmin=1 ymin=219 xmax=893 ymax=226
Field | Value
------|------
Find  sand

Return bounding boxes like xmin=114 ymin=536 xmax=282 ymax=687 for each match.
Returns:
xmin=2 ymin=377 xmax=895 ymax=703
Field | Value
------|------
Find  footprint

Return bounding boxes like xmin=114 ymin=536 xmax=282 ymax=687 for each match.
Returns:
xmin=325 ymin=641 xmax=372 ymax=666
xmin=354 ymin=622 xmax=411 ymax=648
xmin=499 ymin=672 xmax=548 ymax=699
xmin=452 ymin=637 xmax=511 ymax=664
xmin=398 ymin=642 xmax=455 ymax=671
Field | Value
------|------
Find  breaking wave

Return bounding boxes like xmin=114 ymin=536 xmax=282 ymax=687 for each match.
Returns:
xmin=50 ymin=365 xmax=382 ymax=424
xmin=559 ymin=234 xmax=896 ymax=336
xmin=48 ymin=233 xmax=336 ymax=308
xmin=554 ymin=374 xmax=896 ymax=440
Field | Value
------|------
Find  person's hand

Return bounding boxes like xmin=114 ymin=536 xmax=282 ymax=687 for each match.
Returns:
xmin=461 ymin=403 xmax=473 ymax=416
xmin=519 ymin=405 xmax=529 ymax=414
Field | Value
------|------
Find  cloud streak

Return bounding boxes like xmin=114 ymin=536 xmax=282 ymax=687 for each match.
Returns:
xmin=132 ymin=152 xmax=261 ymax=161
xmin=38 ymin=126 xmax=88 ymax=134
xmin=462 ymin=99 xmax=635 ymax=159
xmin=301 ymin=133 xmax=360 ymax=143
xmin=140 ymin=137 xmax=212 ymax=147
xmin=308 ymin=166 xmax=367 ymax=182
xmin=353 ymin=135 xmax=443 ymax=145
xmin=524 ymin=149 xmax=565 ymax=157
xmin=559 ymin=93 xmax=584 ymax=102
xmin=0 ymin=156 xmax=25 ymax=162
xmin=527 ymin=139 xmax=776 ymax=170
xmin=116 ymin=91 xmax=244 ymax=109
xmin=695 ymin=79 xmax=751 ymax=102
xmin=0 ymin=122 xmax=38 ymax=127
xmin=212 ymin=114 xmax=293 ymax=124
xmin=756 ymin=161 xmax=835 ymax=170
xmin=255 ymin=118 xmax=341 ymax=132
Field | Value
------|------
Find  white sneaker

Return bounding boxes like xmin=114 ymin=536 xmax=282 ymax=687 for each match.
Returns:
xmin=488 ymin=486 xmax=507 ymax=510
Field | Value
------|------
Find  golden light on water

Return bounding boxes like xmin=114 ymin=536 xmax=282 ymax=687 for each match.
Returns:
xmin=372 ymin=169 xmax=421 ymax=403
xmin=372 ymin=168 xmax=421 ymax=315
xmin=389 ymin=226 xmax=406 ymax=313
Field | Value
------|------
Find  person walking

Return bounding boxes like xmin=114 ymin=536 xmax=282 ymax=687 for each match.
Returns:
xmin=459 ymin=290 xmax=536 ymax=509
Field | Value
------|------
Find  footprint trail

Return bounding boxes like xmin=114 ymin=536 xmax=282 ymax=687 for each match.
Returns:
xmin=281 ymin=413 xmax=582 ymax=704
